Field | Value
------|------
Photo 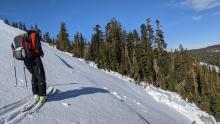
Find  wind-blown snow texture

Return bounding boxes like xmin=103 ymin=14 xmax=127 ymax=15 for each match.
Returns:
xmin=0 ymin=20 xmax=217 ymax=124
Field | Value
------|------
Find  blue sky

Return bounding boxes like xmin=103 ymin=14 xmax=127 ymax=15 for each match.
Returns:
xmin=0 ymin=0 xmax=220 ymax=50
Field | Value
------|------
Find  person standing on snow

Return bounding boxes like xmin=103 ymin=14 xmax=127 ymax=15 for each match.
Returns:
xmin=11 ymin=30 xmax=47 ymax=103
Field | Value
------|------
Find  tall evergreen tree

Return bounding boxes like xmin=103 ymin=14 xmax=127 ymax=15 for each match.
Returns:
xmin=43 ymin=32 xmax=52 ymax=44
xmin=30 ymin=25 xmax=34 ymax=30
xmin=210 ymin=93 xmax=220 ymax=121
xmin=14 ymin=22 xmax=18 ymax=28
xmin=83 ymin=43 xmax=90 ymax=60
xmin=126 ymin=32 xmax=134 ymax=71
xmin=56 ymin=22 xmax=71 ymax=52
xmin=72 ymin=32 xmax=80 ymax=57
xmin=72 ymin=32 xmax=85 ymax=58
xmin=4 ymin=19 xmax=9 ymax=25
xmin=131 ymin=29 xmax=141 ymax=82
xmin=33 ymin=24 xmax=43 ymax=41
xmin=22 ymin=23 xmax=27 ymax=31
xmin=105 ymin=19 xmax=124 ymax=72
xmin=12 ymin=22 xmax=15 ymax=27
xmin=139 ymin=18 xmax=155 ymax=83
xmin=79 ymin=33 xmax=85 ymax=58
xmin=90 ymin=25 xmax=104 ymax=65
xmin=155 ymin=19 xmax=167 ymax=51
xmin=139 ymin=24 xmax=152 ymax=82
xmin=154 ymin=19 xmax=168 ymax=87
xmin=18 ymin=21 xmax=23 ymax=30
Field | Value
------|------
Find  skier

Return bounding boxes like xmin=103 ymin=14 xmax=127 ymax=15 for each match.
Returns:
xmin=12 ymin=30 xmax=47 ymax=104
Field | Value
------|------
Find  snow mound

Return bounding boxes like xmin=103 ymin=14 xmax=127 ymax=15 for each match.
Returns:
xmin=145 ymin=85 xmax=217 ymax=124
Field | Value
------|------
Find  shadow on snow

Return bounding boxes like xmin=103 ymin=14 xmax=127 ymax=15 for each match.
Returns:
xmin=55 ymin=54 xmax=74 ymax=70
xmin=48 ymin=82 xmax=79 ymax=87
xmin=48 ymin=87 xmax=109 ymax=102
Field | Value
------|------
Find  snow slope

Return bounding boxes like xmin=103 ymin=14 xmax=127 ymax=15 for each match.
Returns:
xmin=79 ymin=59 xmax=218 ymax=124
xmin=0 ymin=20 xmax=217 ymax=124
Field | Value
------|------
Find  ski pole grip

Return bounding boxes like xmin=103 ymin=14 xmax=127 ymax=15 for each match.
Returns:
xmin=11 ymin=43 xmax=15 ymax=50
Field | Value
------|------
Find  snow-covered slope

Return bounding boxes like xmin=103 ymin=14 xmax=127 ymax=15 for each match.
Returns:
xmin=0 ymin=20 xmax=217 ymax=124
xmin=78 ymin=59 xmax=218 ymax=124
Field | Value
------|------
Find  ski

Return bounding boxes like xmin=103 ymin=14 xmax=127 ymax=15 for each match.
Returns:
xmin=28 ymin=87 xmax=57 ymax=114
xmin=21 ymin=101 xmax=36 ymax=112
xmin=21 ymin=86 xmax=55 ymax=113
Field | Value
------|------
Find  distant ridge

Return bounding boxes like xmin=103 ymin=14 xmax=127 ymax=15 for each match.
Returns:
xmin=189 ymin=44 xmax=220 ymax=62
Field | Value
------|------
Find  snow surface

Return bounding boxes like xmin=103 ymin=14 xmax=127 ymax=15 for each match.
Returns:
xmin=200 ymin=62 xmax=219 ymax=73
xmin=0 ymin=20 xmax=217 ymax=124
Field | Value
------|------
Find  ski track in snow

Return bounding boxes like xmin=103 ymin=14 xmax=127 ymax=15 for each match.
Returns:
xmin=0 ymin=96 xmax=30 ymax=117
xmin=103 ymin=87 xmax=151 ymax=124
xmin=0 ymin=100 xmax=32 ymax=124
xmin=0 ymin=87 xmax=56 ymax=124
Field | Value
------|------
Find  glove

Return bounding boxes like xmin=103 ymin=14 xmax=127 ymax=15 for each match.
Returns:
xmin=11 ymin=43 xmax=15 ymax=50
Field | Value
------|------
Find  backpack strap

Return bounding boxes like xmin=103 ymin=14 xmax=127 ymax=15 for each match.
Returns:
xmin=23 ymin=35 xmax=29 ymax=56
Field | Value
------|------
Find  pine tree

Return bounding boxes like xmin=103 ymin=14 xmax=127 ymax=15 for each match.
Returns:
xmin=131 ymin=29 xmax=141 ymax=82
xmin=155 ymin=20 xmax=167 ymax=51
xmin=90 ymin=25 xmax=104 ymax=65
xmin=210 ymin=93 xmax=220 ymax=121
xmin=14 ymin=22 xmax=18 ymax=28
xmin=119 ymin=30 xmax=127 ymax=74
xmin=139 ymin=18 xmax=155 ymax=83
xmin=83 ymin=43 xmax=90 ymax=60
xmin=79 ymin=33 xmax=85 ymax=58
xmin=43 ymin=32 xmax=52 ymax=44
xmin=18 ymin=22 xmax=23 ymax=30
xmin=146 ymin=18 xmax=154 ymax=47
xmin=34 ymin=24 xmax=39 ymax=31
xmin=72 ymin=32 xmax=80 ymax=57
xmin=52 ymin=38 xmax=56 ymax=46
xmin=33 ymin=24 xmax=43 ymax=41
xmin=22 ymin=23 xmax=27 ymax=31
xmin=12 ymin=22 xmax=15 ymax=27
xmin=30 ymin=25 xmax=34 ymax=30
xmin=126 ymin=32 xmax=134 ymax=72
xmin=154 ymin=19 xmax=168 ymax=88
xmin=4 ymin=19 xmax=9 ymax=25
xmin=105 ymin=19 xmax=124 ymax=72
xmin=139 ymin=24 xmax=153 ymax=82
xmin=56 ymin=22 xmax=71 ymax=52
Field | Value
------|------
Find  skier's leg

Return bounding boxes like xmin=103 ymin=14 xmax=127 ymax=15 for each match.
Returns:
xmin=34 ymin=57 xmax=46 ymax=96
xmin=26 ymin=66 xmax=39 ymax=95
xmin=31 ymin=74 xmax=39 ymax=95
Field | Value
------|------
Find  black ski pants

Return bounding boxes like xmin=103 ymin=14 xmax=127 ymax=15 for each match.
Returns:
xmin=25 ymin=56 xmax=46 ymax=96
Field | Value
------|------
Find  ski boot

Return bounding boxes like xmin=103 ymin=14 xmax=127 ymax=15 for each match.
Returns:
xmin=33 ymin=94 xmax=40 ymax=104
xmin=39 ymin=96 xmax=47 ymax=103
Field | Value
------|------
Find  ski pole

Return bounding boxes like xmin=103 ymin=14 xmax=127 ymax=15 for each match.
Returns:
xmin=11 ymin=43 xmax=18 ymax=86
xmin=13 ymin=57 xmax=18 ymax=86
xmin=23 ymin=65 xmax=28 ymax=89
